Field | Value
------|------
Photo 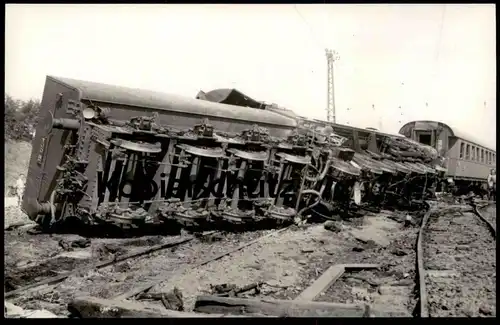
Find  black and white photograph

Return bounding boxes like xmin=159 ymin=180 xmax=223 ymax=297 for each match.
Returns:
xmin=4 ymin=3 xmax=496 ymax=318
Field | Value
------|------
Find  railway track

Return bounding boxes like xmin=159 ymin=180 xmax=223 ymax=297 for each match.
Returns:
xmin=5 ymin=227 xmax=288 ymax=316
xmin=474 ymin=203 xmax=496 ymax=238
xmin=417 ymin=203 xmax=496 ymax=317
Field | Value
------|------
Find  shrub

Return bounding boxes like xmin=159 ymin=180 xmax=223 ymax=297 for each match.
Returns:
xmin=4 ymin=94 xmax=40 ymax=141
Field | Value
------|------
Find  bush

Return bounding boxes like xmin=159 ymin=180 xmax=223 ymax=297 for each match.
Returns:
xmin=4 ymin=94 xmax=40 ymax=141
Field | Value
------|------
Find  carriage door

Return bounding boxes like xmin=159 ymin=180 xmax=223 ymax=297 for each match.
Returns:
xmin=413 ymin=129 xmax=436 ymax=148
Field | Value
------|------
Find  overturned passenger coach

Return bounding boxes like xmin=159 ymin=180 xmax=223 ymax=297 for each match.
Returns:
xmin=23 ymin=76 xmax=445 ymax=231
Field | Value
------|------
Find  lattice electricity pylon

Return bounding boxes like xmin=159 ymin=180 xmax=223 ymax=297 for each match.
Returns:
xmin=325 ymin=49 xmax=340 ymax=123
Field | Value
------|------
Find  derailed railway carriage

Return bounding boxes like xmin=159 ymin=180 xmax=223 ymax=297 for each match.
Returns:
xmin=23 ymin=76 xmax=445 ymax=232
xmin=399 ymin=120 xmax=496 ymax=195
xmin=24 ymin=76 xmax=301 ymax=229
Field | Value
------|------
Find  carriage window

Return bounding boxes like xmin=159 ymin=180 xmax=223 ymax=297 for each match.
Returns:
xmin=488 ymin=152 xmax=492 ymax=165
xmin=471 ymin=146 xmax=476 ymax=161
xmin=476 ymin=148 xmax=480 ymax=162
xmin=481 ymin=149 xmax=485 ymax=163
xmin=465 ymin=144 xmax=470 ymax=160
xmin=493 ymin=154 xmax=496 ymax=164
xmin=460 ymin=143 xmax=465 ymax=159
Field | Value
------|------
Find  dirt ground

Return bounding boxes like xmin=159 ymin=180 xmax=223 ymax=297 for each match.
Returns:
xmin=5 ymin=209 xmax=421 ymax=317
xmin=5 ymin=229 xmax=280 ymax=316
xmin=316 ymin=213 xmax=418 ymax=317
xmin=5 ymin=201 xmax=496 ymax=317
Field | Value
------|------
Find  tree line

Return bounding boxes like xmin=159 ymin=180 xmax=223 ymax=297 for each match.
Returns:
xmin=4 ymin=94 xmax=40 ymax=141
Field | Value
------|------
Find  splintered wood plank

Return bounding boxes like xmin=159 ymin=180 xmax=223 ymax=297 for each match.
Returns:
xmin=295 ymin=265 xmax=346 ymax=301
xmin=194 ymin=295 xmax=369 ymax=317
xmin=69 ymin=296 xmax=252 ymax=318
xmin=343 ymin=264 xmax=380 ymax=270
xmin=296 ymin=264 xmax=380 ymax=302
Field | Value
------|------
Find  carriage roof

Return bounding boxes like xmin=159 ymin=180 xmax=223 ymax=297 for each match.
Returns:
xmin=48 ymin=76 xmax=297 ymax=128
xmin=399 ymin=120 xmax=495 ymax=152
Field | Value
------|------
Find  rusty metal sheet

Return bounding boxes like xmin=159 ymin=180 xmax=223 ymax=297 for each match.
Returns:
xmin=413 ymin=162 xmax=437 ymax=174
xmin=410 ymin=162 xmax=430 ymax=174
xmin=352 ymin=156 xmax=383 ymax=174
xmin=368 ymin=159 xmax=397 ymax=175
xmin=354 ymin=153 xmax=395 ymax=174
xmin=227 ymin=149 xmax=269 ymax=161
xmin=330 ymin=157 xmax=361 ymax=176
xmin=177 ymin=144 xmax=225 ymax=158
xmin=275 ymin=153 xmax=311 ymax=165
xmin=404 ymin=162 xmax=426 ymax=174
xmin=382 ymin=160 xmax=410 ymax=174
xmin=391 ymin=161 xmax=413 ymax=174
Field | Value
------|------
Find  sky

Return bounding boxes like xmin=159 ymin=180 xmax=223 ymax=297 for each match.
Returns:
xmin=5 ymin=4 xmax=496 ymax=148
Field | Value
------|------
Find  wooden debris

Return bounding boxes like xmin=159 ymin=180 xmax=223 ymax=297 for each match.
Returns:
xmin=234 ymin=282 xmax=261 ymax=296
xmin=212 ymin=282 xmax=261 ymax=297
xmin=5 ymin=236 xmax=195 ymax=298
xmin=296 ymin=264 xmax=379 ymax=302
xmin=194 ymin=295 xmax=369 ymax=317
xmin=69 ymin=296 xmax=266 ymax=318
xmin=137 ymin=287 xmax=184 ymax=311
xmin=113 ymin=227 xmax=290 ymax=301
xmin=295 ymin=265 xmax=345 ymax=301
xmin=338 ymin=263 xmax=379 ymax=270
xmin=4 ymin=221 xmax=36 ymax=231
xmin=211 ymin=283 xmax=237 ymax=295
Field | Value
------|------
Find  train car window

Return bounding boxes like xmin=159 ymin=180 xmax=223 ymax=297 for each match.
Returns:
xmin=471 ymin=146 xmax=476 ymax=161
xmin=488 ymin=152 xmax=492 ymax=165
xmin=419 ymin=133 xmax=431 ymax=145
xmin=465 ymin=144 xmax=470 ymax=160
xmin=476 ymin=148 xmax=480 ymax=162
xmin=481 ymin=149 xmax=485 ymax=163
xmin=493 ymin=154 xmax=496 ymax=164
xmin=460 ymin=142 xmax=465 ymax=159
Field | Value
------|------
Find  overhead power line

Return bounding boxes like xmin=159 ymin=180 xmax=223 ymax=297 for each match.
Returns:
xmin=427 ymin=4 xmax=447 ymax=107
xmin=293 ymin=4 xmax=325 ymax=50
